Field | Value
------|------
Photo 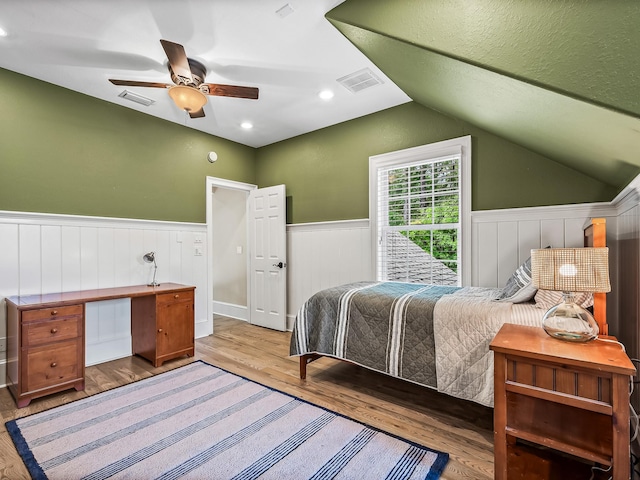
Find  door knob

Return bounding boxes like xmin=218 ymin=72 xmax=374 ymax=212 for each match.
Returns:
xmin=272 ymin=261 xmax=287 ymax=268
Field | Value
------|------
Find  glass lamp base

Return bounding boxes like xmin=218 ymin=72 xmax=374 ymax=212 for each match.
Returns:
xmin=542 ymin=296 xmax=598 ymax=342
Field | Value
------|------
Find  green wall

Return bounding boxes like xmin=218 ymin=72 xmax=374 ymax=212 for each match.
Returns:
xmin=0 ymin=68 xmax=616 ymax=225
xmin=256 ymin=102 xmax=615 ymax=224
xmin=0 ymin=68 xmax=256 ymax=223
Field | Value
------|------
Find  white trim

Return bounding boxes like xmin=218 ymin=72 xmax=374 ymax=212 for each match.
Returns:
xmin=195 ymin=319 xmax=211 ymax=339
xmin=213 ymin=301 xmax=248 ymax=321
xmin=0 ymin=358 xmax=6 ymax=389
xmin=471 ymin=202 xmax=614 ymax=223
xmin=611 ymin=174 xmax=640 ymax=216
xmin=369 ymin=135 xmax=472 ymax=286
xmin=286 ymin=313 xmax=296 ymax=332
xmin=0 ymin=210 xmax=205 ymax=231
xmin=287 ymin=218 xmax=369 ymax=232
xmin=205 ymin=176 xmax=257 ymax=336
xmin=611 ymin=173 xmax=640 ymax=206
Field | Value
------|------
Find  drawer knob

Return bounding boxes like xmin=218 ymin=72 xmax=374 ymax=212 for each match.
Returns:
xmin=51 ymin=310 xmax=58 ymax=316
xmin=50 ymin=362 xmax=57 ymax=368
xmin=51 ymin=328 xmax=58 ymax=334
xmin=158 ymin=328 xmax=163 ymax=333
xmin=174 ymin=294 xmax=179 ymax=299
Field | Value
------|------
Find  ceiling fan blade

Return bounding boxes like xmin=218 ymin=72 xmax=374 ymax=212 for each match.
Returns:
xmin=109 ymin=79 xmax=171 ymax=89
xmin=188 ymin=108 xmax=206 ymax=119
xmin=160 ymin=39 xmax=193 ymax=83
xmin=202 ymin=84 xmax=259 ymax=100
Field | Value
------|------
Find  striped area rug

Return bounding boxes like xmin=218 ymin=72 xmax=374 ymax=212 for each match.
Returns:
xmin=6 ymin=361 xmax=449 ymax=480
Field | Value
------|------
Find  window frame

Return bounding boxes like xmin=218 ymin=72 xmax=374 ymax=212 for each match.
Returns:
xmin=369 ymin=136 xmax=472 ymax=286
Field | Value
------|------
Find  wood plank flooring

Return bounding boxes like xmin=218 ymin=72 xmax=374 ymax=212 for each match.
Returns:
xmin=0 ymin=317 xmax=494 ymax=479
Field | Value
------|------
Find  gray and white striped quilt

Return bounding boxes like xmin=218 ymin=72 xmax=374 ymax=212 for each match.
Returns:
xmin=291 ymin=282 xmax=544 ymax=407
xmin=290 ymin=281 xmax=461 ymax=389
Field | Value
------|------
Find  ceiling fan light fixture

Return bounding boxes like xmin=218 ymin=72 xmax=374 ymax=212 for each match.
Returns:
xmin=168 ymin=85 xmax=207 ymax=113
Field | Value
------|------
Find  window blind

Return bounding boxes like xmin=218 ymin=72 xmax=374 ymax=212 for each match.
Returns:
xmin=376 ymin=154 xmax=461 ymax=286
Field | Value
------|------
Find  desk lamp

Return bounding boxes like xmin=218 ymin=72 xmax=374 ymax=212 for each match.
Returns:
xmin=143 ymin=251 xmax=160 ymax=287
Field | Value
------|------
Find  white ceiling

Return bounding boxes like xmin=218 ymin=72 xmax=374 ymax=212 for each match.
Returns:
xmin=0 ymin=0 xmax=410 ymax=148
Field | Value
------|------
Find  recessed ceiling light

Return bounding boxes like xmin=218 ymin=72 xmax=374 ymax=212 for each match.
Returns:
xmin=241 ymin=122 xmax=253 ymax=130
xmin=319 ymin=90 xmax=334 ymax=100
xmin=0 ymin=27 xmax=8 ymax=37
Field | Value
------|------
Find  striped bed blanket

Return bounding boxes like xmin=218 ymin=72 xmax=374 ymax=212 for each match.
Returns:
xmin=291 ymin=282 xmax=543 ymax=407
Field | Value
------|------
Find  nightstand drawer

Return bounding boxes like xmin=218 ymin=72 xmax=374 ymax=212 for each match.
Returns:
xmin=22 ymin=316 xmax=82 ymax=347
xmin=23 ymin=339 xmax=83 ymax=392
xmin=22 ymin=304 xmax=83 ymax=322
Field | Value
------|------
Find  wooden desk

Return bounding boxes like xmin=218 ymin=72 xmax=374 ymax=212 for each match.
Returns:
xmin=490 ymin=324 xmax=635 ymax=480
xmin=6 ymin=283 xmax=195 ymax=408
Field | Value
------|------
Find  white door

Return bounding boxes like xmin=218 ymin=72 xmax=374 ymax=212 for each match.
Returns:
xmin=248 ymin=185 xmax=287 ymax=331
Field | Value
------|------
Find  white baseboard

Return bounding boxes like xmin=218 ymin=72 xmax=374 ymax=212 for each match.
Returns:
xmin=0 ymin=358 xmax=6 ymax=389
xmin=286 ymin=314 xmax=295 ymax=332
xmin=213 ymin=301 xmax=248 ymax=321
xmin=195 ymin=319 xmax=212 ymax=339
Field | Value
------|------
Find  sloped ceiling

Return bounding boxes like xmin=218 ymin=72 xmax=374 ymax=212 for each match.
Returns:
xmin=326 ymin=0 xmax=640 ymax=194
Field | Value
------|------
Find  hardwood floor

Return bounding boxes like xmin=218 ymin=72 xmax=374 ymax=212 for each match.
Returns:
xmin=0 ymin=317 xmax=494 ymax=479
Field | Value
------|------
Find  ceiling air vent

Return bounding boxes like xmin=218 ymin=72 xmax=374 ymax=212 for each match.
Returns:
xmin=337 ymin=68 xmax=383 ymax=93
xmin=275 ymin=4 xmax=294 ymax=18
xmin=118 ymin=90 xmax=155 ymax=106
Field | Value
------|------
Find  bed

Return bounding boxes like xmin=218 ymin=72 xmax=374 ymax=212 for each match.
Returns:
xmin=290 ymin=218 xmax=607 ymax=407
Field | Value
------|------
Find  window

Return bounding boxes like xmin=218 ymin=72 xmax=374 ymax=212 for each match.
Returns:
xmin=369 ymin=136 xmax=471 ymax=286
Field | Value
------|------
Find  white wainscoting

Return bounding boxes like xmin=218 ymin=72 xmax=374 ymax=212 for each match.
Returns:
xmin=283 ymin=204 xmax=618 ymax=330
xmin=471 ymin=203 xmax=614 ymax=288
xmin=286 ymin=219 xmax=373 ymax=330
xmin=0 ymin=210 xmax=208 ymax=387
xmin=3 ymin=193 xmax=637 ymax=387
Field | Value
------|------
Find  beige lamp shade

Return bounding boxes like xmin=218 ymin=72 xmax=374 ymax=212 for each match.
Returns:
xmin=168 ymin=85 xmax=207 ymax=112
xmin=531 ymin=247 xmax=610 ymax=293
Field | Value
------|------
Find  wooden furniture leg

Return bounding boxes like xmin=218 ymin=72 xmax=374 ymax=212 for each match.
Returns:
xmin=299 ymin=354 xmax=321 ymax=379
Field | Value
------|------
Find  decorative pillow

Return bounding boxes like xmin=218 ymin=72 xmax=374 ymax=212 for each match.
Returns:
xmin=496 ymin=257 xmax=537 ymax=303
xmin=534 ymin=289 xmax=594 ymax=310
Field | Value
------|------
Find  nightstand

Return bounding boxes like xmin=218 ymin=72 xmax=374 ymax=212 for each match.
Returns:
xmin=490 ymin=323 xmax=635 ymax=480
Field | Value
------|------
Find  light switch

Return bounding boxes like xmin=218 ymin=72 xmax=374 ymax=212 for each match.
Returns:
xmin=236 ymin=246 xmax=243 ymax=254
xmin=194 ymin=246 xmax=203 ymax=256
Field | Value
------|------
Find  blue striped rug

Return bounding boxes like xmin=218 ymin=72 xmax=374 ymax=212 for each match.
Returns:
xmin=6 ymin=361 xmax=448 ymax=479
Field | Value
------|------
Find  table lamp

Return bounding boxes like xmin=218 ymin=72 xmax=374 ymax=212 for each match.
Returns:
xmin=143 ymin=251 xmax=160 ymax=287
xmin=530 ymin=247 xmax=610 ymax=342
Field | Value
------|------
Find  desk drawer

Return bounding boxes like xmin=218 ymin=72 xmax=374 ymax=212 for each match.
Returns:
xmin=23 ymin=339 xmax=83 ymax=392
xmin=157 ymin=290 xmax=194 ymax=306
xmin=22 ymin=316 xmax=82 ymax=347
xmin=23 ymin=304 xmax=83 ymax=323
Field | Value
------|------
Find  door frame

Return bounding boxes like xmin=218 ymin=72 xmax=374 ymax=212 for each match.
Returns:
xmin=205 ymin=176 xmax=257 ymax=334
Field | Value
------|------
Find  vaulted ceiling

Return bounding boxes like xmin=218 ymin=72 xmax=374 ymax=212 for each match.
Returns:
xmin=0 ymin=0 xmax=409 ymax=149
xmin=326 ymin=0 xmax=640 ymax=194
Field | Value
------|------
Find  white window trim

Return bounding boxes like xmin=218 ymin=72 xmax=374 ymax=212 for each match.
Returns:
xmin=369 ymin=135 xmax=472 ymax=286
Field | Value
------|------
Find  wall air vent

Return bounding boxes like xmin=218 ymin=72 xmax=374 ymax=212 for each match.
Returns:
xmin=337 ymin=68 xmax=384 ymax=93
xmin=118 ymin=90 xmax=155 ymax=106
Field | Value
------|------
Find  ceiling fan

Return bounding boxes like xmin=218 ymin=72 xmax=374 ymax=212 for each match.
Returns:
xmin=109 ymin=40 xmax=259 ymax=119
